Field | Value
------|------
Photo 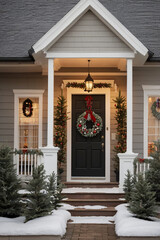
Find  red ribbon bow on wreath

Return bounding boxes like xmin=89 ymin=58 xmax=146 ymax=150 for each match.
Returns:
xmin=84 ymin=96 xmax=96 ymax=123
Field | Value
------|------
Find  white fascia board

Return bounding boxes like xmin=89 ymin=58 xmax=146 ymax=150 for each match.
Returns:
xmin=33 ymin=0 xmax=148 ymax=57
xmin=46 ymin=52 xmax=135 ymax=59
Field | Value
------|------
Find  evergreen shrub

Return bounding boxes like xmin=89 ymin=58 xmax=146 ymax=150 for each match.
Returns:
xmin=146 ymin=140 xmax=160 ymax=202
xmin=0 ymin=146 xmax=22 ymax=218
xmin=128 ymin=174 xmax=156 ymax=220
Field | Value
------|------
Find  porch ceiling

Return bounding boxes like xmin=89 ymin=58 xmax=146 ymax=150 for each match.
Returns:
xmin=55 ymin=58 xmax=125 ymax=69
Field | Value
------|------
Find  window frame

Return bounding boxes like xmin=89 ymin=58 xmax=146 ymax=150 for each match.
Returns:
xmin=13 ymin=89 xmax=44 ymax=150
xmin=143 ymin=85 xmax=160 ymax=157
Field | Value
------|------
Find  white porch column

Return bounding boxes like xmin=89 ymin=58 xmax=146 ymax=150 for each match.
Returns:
xmin=118 ymin=59 xmax=138 ymax=192
xmin=127 ymin=59 xmax=133 ymax=154
xmin=40 ymin=58 xmax=59 ymax=176
xmin=47 ymin=58 xmax=54 ymax=147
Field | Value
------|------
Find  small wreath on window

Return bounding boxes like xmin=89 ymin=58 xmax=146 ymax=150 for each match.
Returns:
xmin=151 ymin=101 xmax=160 ymax=120
xmin=77 ymin=111 xmax=103 ymax=137
xmin=23 ymin=98 xmax=33 ymax=117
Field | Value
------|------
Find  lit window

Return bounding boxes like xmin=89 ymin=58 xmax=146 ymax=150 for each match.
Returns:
xmin=19 ymin=98 xmax=39 ymax=150
xmin=148 ymin=96 xmax=160 ymax=156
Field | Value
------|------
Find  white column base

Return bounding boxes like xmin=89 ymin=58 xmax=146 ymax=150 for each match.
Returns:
xmin=40 ymin=147 xmax=59 ymax=176
xmin=118 ymin=152 xmax=139 ymax=192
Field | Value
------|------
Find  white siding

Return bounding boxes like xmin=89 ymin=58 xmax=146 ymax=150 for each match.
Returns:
xmin=49 ymin=10 xmax=132 ymax=53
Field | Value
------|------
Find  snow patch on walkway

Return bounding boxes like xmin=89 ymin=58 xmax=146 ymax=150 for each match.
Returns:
xmin=70 ymin=216 xmax=115 ymax=224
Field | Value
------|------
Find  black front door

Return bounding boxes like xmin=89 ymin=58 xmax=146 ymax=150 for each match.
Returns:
xmin=72 ymin=94 xmax=105 ymax=177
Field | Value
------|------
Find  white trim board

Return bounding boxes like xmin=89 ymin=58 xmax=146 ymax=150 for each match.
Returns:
xmin=142 ymin=85 xmax=160 ymax=157
xmin=46 ymin=52 xmax=135 ymax=59
xmin=33 ymin=0 xmax=148 ymax=58
xmin=65 ymin=80 xmax=112 ymax=182
xmin=13 ymin=89 xmax=44 ymax=152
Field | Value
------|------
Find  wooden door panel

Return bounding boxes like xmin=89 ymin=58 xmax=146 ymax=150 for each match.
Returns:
xmin=72 ymin=94 xmax=105 ymax=177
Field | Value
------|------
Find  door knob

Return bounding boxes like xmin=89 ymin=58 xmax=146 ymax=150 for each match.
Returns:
xmin=101 ymin=142 xmax=104 ymax=152
xmin=101 ymin=135 xmax=104 ymax=139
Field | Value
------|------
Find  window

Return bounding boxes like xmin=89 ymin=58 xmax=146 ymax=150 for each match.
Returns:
xmin=143 ymin=86 xmax=160 ymax=157
xmin=19 ymin=97 xmax=39 ymax=150
xmin=13 ymin=90 xmax=44 ymax=150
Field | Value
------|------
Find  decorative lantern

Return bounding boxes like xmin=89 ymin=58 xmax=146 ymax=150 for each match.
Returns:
xmin=84 ymin=60 xmax=94 ymax=92
xmin=23 ymin=98 xmax=33 ymax=117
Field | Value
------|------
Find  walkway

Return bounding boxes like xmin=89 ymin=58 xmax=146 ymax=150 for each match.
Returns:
xmin=62 ymin=223 xmax=118 ymax=240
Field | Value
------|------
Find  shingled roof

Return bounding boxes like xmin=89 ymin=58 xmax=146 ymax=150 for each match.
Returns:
xmin=0 ymin=0 xmax=160 ymax=60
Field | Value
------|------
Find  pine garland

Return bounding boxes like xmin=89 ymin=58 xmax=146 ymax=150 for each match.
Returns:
xmin=66 ymin=82 xmax=111 ymax=89
xmin=14 ymin=148 xmax=43 ymax=156
xmin=113 ymin=91 xmax=127 ymax=178
xmin=54 ymin=94 xmax=68 ymax=174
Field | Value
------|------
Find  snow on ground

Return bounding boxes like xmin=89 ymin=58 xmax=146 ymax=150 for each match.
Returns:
xmin=0 ymin=210 xmax=71 ymax=236
xmin=60 ymin=203 xmax=107 ymax=210
xmin=70 ymin=216 xmax=115 ymax=224
xmin=62 ymin=187 xmax=120 ymax=193
xmin=115 ymin=204 xmax=160 ymax=237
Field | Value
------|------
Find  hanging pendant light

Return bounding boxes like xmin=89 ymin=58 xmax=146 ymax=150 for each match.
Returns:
xmin=84 ymin=60 xmax=94 ymax=92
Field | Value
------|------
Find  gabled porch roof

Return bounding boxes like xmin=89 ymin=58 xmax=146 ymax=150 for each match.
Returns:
xmin=32 ymin=0 xmax=148 ymax=65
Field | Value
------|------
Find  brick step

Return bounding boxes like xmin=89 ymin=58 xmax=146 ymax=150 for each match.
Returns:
xmin=64 ymin=182 xmax=119 ymax=188
xmin=63 ymin=198 xmax=126 ymax=207
xmin=68 ymin=207 xmax=116 ymax=216
xmin=63 ymin=192 xmax=124 ymax=200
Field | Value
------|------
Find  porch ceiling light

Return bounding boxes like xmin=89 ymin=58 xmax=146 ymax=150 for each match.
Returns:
xmin=84 ymin=60 xmax=94 ymax=92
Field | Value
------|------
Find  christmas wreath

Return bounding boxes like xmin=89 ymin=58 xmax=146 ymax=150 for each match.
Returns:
xmin=76 ymin=96 xmax=103 ymax=137
xmin=23 ymin=98 xmax=33 ymax=117
xmin=77 ymin=111 xmax=103 ymax=137
xmin=151 ymin=101 xmax=160 ymax=120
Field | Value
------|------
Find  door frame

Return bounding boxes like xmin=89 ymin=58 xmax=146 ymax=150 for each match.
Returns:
xmin=64 ymin=80 xmax=114 ymax=182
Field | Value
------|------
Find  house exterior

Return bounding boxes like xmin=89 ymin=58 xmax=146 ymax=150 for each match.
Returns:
xmin=0 ymin=0 xmax=160 ymax=190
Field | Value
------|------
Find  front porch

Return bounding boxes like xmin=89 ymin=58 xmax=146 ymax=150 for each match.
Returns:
xmin=14 ymin=56 xmax=143 ymax=189
xmin=13 ymin=0 xmax=149 ymax=190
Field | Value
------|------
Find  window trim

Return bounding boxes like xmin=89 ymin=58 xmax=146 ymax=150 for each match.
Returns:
xmin=13 ymin=89 xmax=44 ymax=150
xmin=143 ymin=85 xmax=160 ymax=157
